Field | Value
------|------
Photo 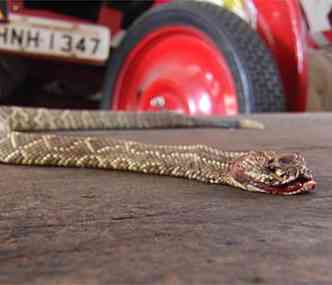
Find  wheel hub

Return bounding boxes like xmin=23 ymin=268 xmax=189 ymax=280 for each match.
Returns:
xmin=112 ymin=26 xmax=238 ymax=116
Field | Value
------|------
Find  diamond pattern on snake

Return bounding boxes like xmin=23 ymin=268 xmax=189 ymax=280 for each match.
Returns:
xmin=0 ymin=106 xmax=316 ymax=195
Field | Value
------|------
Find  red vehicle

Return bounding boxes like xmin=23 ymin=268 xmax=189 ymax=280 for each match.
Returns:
xmin=0 ymin=0 xmax=308 ymax=116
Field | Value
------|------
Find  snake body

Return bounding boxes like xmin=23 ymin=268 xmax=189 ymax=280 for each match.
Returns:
xmin=0 ymin=106 xmax=316 ymax=195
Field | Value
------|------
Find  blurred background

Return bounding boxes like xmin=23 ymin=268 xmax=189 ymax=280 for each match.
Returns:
xmin=0 ymin=0 xmax=331 ymax=115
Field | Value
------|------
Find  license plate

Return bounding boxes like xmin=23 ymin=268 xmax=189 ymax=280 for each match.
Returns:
xmin=0 ymin=14 xmax=110 ymax=64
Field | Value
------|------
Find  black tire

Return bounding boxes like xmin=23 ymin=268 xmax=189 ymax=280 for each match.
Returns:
xmin=101 ymin=1 xmax=285 ymax=113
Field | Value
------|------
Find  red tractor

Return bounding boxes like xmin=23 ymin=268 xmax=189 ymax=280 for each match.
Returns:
xmin=0 ymin=0 xmax=308 ymax=116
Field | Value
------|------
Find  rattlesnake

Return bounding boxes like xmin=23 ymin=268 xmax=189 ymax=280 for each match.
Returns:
xmin=0 ymin=106 xmax=316 ymax=195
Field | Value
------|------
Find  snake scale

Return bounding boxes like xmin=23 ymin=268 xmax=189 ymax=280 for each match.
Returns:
xmin=0 ymin=106 xmax=316 ymax=195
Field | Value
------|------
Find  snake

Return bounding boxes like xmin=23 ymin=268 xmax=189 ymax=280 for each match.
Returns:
xmin=0 ymin=106 xmax=316 ymax=195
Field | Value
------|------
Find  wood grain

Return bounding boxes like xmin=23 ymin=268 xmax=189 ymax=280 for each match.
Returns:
xmin=0 ymin=113 xmax=331 ymax=285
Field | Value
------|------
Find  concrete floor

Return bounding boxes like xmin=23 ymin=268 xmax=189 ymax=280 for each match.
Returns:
xmin=0 ymin=113 xmax=330 ymax=284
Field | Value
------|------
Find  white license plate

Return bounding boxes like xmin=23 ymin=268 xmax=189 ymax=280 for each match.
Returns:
xmin=0 ymin=14 xmax=110 ymax=64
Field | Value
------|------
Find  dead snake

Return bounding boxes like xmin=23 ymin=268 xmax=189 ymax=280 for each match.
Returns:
xmin=0 ymin=106 xmax=316 ymax=195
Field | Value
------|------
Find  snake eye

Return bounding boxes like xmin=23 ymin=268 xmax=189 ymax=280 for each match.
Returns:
xmin=278 ymin=154 xmax=296 ymax=164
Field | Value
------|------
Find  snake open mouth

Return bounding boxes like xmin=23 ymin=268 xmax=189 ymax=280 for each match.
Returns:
xmin=252 ymin=176 xmax=317 ymax=195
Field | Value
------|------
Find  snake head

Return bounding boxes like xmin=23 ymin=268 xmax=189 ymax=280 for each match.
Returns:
xmin=231 ymin=151 xmax=316 ymax=195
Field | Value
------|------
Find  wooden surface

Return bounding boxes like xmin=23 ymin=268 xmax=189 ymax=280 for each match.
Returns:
xmin=0 ymin=113 xmax=331 ymax=285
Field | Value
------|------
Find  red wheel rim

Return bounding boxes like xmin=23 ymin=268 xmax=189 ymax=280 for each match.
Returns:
xmin=112 ymin=26 xmax=238 ymax=116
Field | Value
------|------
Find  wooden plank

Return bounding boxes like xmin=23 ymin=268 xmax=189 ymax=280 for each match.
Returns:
xmin=0 ymin=113 xmax=331 ymax=285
